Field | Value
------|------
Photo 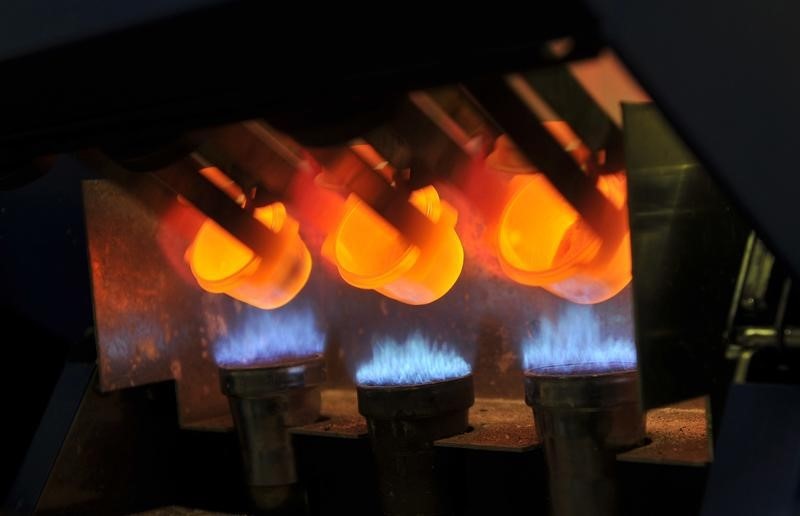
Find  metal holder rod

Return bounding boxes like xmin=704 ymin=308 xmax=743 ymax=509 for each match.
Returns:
xmin=463 ymin=77 xmax=623 ymax=239
xmin=219 ymin=355 xmax=325 ymax=512
xmin=524 ymin=367 xmax=644 ymax=516
xmin=523 ymin=66 xmax=624 ymax=172
xmin=357 ymin=375 xmax=474 ymax=516
xmin=152 ymin=153 xmax=281 ymax=255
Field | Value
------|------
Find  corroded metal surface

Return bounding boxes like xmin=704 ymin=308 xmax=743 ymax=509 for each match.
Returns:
xmin=290 ymin=389 xmax=366 ymax=439
xmin=291 ymin=390 xmax=537 ymax=451
xmin=291 ymin=415 xmax=368 ymax=440
xmin=436 ymin=398 xmax=537 ymax=452
xmin=618 ymin=397 xmax=710 ymax=466
xmin=289 ymin=389 xmax=710 ymax=467
xmin=84 ymin=178 xmax=232 ymax=426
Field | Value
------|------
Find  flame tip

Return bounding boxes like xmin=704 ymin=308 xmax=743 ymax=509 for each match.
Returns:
xmin=522 ymin=305 xmax=636 ymax=374
xmin=356 ymin=333 xmax=471 ymax=386
xmin=213 ymin=307 xmax=325 ymax=367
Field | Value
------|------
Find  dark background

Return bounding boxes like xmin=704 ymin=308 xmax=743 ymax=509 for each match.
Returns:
xmin=0 ymin=157 xmax=97 ymax=499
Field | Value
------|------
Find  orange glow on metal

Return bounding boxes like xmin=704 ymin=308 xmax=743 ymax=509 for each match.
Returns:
xmin=349 ymin=142 xmax=397 ymax=184
xmin=187 ymin=202 xmax=311 ymax=309
xmin=322 ymin=185 xmax=464 ymax=305
xmin=497 ymin=173 xmax=602 ymax=285
xmin=487 ymin=125 xmax=632 ymax=304
xmin=542 ymin=120 xmax=592 ymax=169
xmin=198 ymin=166 xmax=247 ymax=207
xmin=285 ymin=167 xmax=347 ymax=238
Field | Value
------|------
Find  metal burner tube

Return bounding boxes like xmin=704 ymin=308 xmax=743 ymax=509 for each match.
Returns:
xmin=357 ymin=375 xmax=474 ymax=516
xmin=219 ymin=356 xmax=325 ymax=511
xmin=524 ymin=368 xmax=644 ymax=516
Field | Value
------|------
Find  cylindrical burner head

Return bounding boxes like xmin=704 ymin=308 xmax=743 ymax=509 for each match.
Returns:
xmin=524 ymin=366 xmax=644 ymax=449
xmin=358 ymin=374 xmax=474 ymax=420
xmin=220 ymin=354 xmax=326 ymax=400
xmin=524 ymin=366 xmax=644 ymax=516
xmin=357 ymin=375 xmax=474 ymax=516
xmin=218 ymin=355 xmax=325 ymax=510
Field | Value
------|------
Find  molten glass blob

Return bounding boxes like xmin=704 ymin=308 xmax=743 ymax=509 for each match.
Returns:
xmin=187 ymin=202 xmax=312 ymax=309
xmin=488 ymin=130 xmax=632 ymax=304
xmin=323 ymin=186 xmax=464 ymax=305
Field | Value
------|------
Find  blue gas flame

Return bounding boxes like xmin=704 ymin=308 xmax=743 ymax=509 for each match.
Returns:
xmin=214 ymin=306 xmax=325 ymax=367
xmin=356 ymin=333 xmax=471 ymax=386
xmin=522 ymin=305 xmax=636 ymax=374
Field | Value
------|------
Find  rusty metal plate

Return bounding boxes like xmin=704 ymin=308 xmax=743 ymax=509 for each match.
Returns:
xmin=290 ymin=390 xmax=709 ymax=464
xmin=289 ymin=390 xmax=538 ymax=452
xmin=290 ymin=389 xmax=367 ymax=439
xmin=84 ymin=178 xmax=232 ymax=426
xmin=436 ymin=398 xmax=537 ymax=452
xmin=619 ymin=396 xmax=711 ymax=466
